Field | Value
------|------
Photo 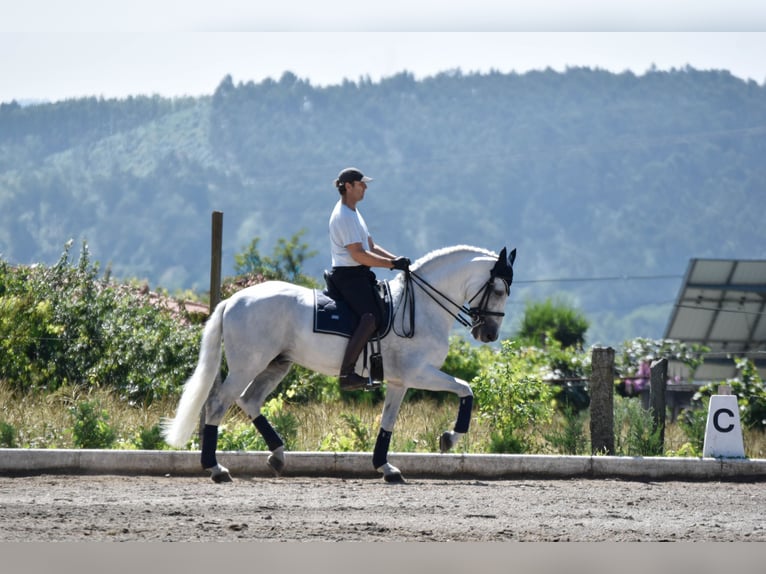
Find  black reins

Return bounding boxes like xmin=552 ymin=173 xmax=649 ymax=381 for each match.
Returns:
xmin=394 ymin=268 xmax=508 ymax=338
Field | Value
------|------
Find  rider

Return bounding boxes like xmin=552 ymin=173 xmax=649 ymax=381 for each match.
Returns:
xmin=328 ymin=167 xmax=410 ymax=391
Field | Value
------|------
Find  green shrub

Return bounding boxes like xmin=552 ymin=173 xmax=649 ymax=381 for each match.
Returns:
xmin=218 ymin=424 xmax=266 ymax=451
xmin=134 ymin=424 xmax=167 ymax=450
xmin=0 ymin=241 xmax=200 ymax=402
xmin=441 ymin=335 xmax=493 ymax=383
xmin=516 ymin=298 xmax=589 ymax=349
xmin=0 ymin=421 xmax=17 ymax=448
xmin=318 ymin=411 xmax=375 ymax=452
xmin=545 ymin=406 xmax=589 ymax=455
xmin=277 ymin=365 xmax=340 ymax=404
xmin=217 ymin=397 xmax=299 ymax=451
xmin=673 ymin=399 xmax=708 ymax=457
xmin=472 ymin=340 xmax=556 ymax=453
xmin=269 ymin=410 xmax=299 ymax=450
xmin=613 ymin=396 xmax=664 ymax=456
xmin=70 ymin=400 xmax=117 ymax=449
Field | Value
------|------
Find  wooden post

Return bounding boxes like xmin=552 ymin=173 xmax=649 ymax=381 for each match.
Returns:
xmin=198 ymin=211 xmax=224 ymax=447
xmin=649 ymin=358 xmax=668 ymax=454
xmin=590 ymin=346 xmax=615 ymax=455
xmin=209 ymin=211 xmax=224 ymax=310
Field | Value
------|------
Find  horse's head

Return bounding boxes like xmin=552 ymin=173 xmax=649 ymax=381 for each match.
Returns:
xmin=469 ymin=247 xmax=516 ymax=343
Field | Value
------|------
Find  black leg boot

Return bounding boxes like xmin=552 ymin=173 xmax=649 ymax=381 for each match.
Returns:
xmin=339 ymin=313 xmax=380 ymax=391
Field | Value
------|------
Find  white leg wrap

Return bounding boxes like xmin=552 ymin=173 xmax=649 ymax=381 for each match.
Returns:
xmin=376 ymin=462 xmax=400 ymax=476
xmin=208 ymin=463 xmax=232 ymax=483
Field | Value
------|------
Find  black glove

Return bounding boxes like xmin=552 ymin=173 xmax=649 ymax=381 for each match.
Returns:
xmin=391 ymin=256 xmax=411 ymax=271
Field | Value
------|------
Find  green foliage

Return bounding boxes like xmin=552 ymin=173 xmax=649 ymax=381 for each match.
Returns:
xmin=613 ymin=396 xmax=664 ymax=456
xmin=673 ymin=397 xmax=709 ymax=457
xmin=544 ymin=406 xmax=589 ymax=455
xmin=274 ymin=365 xmax=339 ymax=404
xmin=516 ymin=298 xmax=589 ymax=349
xmin=134 ymin=424 xmax=166 ymax=450
xmin=697 ymin=358 xmax=766 ymax=430
xmin=441 ymin=335 xmax=494 ymax=383
xmin=269 ymin=410 xmax=299 ymax=450
xmin=233 ymin=229 xmax=319 ymax=288
xmin=338 ymin=413 xmax=373 ymax=451
xmin=0 ymin=241 xmax=200 ymax=402
xmin=615 ymin=337 xmax=708 ymax=378
xmin=218 ymin=424 xmax=266 ymax=451
xmin=218 ymin=398 xmax=299 ymax=451
xmin=70 ymin=400 xmax=117 ymax=449
xmin=319 ymin=412 xmax=373 ymax=452
xmin=533 ymin=337 xmax=592 ymax=412
xmin=472 ymin=340 xmax=556 ymax=453
xmin=0 ymin=421 xmax=17 ymax=448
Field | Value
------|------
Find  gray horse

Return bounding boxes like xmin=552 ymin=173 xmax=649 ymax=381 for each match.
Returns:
xmin=163 ymin=245 xmax=516 ymax=483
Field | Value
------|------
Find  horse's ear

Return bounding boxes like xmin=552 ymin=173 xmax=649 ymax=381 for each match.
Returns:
xmin=497 ymin=247 xmax=507 ymax=262
xmin=508 ymin=248 xmax=516 ymax=266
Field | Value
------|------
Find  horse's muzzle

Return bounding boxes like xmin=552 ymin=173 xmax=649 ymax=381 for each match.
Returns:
xmin=472 ymin=324 xmax=499 ymax=343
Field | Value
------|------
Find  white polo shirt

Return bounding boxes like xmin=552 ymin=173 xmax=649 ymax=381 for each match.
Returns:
xmin=329 ymin=199 xmax=370 ymax=267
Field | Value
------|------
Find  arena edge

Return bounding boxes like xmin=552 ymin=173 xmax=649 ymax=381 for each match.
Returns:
xmin=2 ymin=449 xmax=766 ymax=482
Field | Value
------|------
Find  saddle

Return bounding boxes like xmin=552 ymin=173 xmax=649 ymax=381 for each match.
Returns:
xmin=313 ymin=272 xmax=393 ymax=339
xmin=313 ymin=273 xmax=393 ymax=383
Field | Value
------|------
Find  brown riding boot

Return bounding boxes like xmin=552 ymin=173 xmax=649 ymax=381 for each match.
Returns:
xmin=339 ymin=313 xmax=380 ymax=391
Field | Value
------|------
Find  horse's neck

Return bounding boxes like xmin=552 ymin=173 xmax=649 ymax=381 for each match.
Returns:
xmin=405 ymin=248 xmax=486 ymax=303
xmin=422 ymin=250 xmax=483 ymax=293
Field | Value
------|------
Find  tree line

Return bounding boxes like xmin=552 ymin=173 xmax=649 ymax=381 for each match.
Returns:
xmin=1 ymin=66 xmax=765 ymax=345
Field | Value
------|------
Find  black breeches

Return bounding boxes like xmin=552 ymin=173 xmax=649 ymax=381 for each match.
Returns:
xmin=329 ymin=266 xmax=382 ymax=328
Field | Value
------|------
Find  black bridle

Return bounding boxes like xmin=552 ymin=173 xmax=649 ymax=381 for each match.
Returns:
xmin=395 ymin=248 xmax=515 ymax=338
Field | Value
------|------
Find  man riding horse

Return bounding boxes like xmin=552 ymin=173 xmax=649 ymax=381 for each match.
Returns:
xmin=328 ymin=167 xmax=410 ymax=391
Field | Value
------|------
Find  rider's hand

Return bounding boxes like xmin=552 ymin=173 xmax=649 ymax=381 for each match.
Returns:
xmin=391 ymin=256 xmax=411 ymax=271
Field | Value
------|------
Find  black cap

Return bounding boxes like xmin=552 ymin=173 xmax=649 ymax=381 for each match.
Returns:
xmin=337 ymin=167 xmax=373 ymax=185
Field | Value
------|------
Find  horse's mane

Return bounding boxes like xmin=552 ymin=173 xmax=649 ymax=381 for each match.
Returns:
xmin=411 ymin=245 xmax=497 ymax=271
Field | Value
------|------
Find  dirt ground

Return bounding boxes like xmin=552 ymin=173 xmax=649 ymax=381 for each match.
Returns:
xmin=1 ymin=473 xmax=765 ymax=542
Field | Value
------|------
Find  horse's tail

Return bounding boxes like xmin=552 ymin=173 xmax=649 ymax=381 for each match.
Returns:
xmin=162 ymin=300 xmax=226 ymax=448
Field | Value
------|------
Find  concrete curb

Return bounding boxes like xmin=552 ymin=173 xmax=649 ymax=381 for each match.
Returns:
xmin=2 ymin=449 xmax=766 ymax=481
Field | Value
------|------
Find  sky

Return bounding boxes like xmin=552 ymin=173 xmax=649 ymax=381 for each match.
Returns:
xmin=2 ymin=1 xmax=766 ymax=104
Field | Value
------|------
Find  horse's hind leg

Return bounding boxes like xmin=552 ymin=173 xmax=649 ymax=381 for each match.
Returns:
xmin=373 ymin=384 xmax=407 ymax=483
xmin=236 ymin=356 xmax=293 ymax=476
xmin=200 ymin=368 xmax=263 ymax=483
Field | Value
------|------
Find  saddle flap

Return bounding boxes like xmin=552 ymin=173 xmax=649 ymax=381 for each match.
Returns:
xmin=314 ymin=280 xmax=393 ymax=339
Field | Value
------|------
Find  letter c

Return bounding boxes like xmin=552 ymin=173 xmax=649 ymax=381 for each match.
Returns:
xmin=713 ymin=408 xmax=735 ymax=433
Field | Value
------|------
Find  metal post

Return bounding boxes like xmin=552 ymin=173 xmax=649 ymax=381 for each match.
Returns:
xmin=590 ymin=346 xmax=615 ymax=455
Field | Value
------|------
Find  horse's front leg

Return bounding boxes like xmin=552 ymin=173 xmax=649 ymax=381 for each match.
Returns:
xmin=439 ymin=394 xmax=473 ymax=453
xmin=405 ymin=365 xmax=474 ymax=454
xmin=373 ymin=383 xmax=407 ymax=483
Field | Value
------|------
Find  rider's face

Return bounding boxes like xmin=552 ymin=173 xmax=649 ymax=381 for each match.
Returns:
xmin=346 ymin=180 xmax=367 ymax=202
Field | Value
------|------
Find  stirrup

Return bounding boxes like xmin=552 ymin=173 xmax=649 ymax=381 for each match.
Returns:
xmin=339 ymin=373 xmax=381 ymax=392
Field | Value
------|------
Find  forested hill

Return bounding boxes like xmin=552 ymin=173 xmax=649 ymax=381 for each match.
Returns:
xmin=1 ymin=67 xmax=765 ymax=345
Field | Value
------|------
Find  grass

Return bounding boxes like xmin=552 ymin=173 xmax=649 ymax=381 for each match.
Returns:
xmin=2 ymin=381 xmax=765 ymax=458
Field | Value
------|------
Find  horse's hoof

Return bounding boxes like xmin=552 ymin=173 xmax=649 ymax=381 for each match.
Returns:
xmin=383 ymin=471 xmax=406 ymax=484
xmin=439 ymin=431 xmax=454 ymax=453
xmin=208 ymin=464 xmax=232 ymax=483
xmin=267 ymin=453 xmax=285 ymax=476
xmin=212 ymin=472 xmax=232 ymax=483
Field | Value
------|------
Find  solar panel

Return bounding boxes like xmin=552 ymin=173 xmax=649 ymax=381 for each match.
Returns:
xmin=664 ymin=258 xmax=766 ymax=382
